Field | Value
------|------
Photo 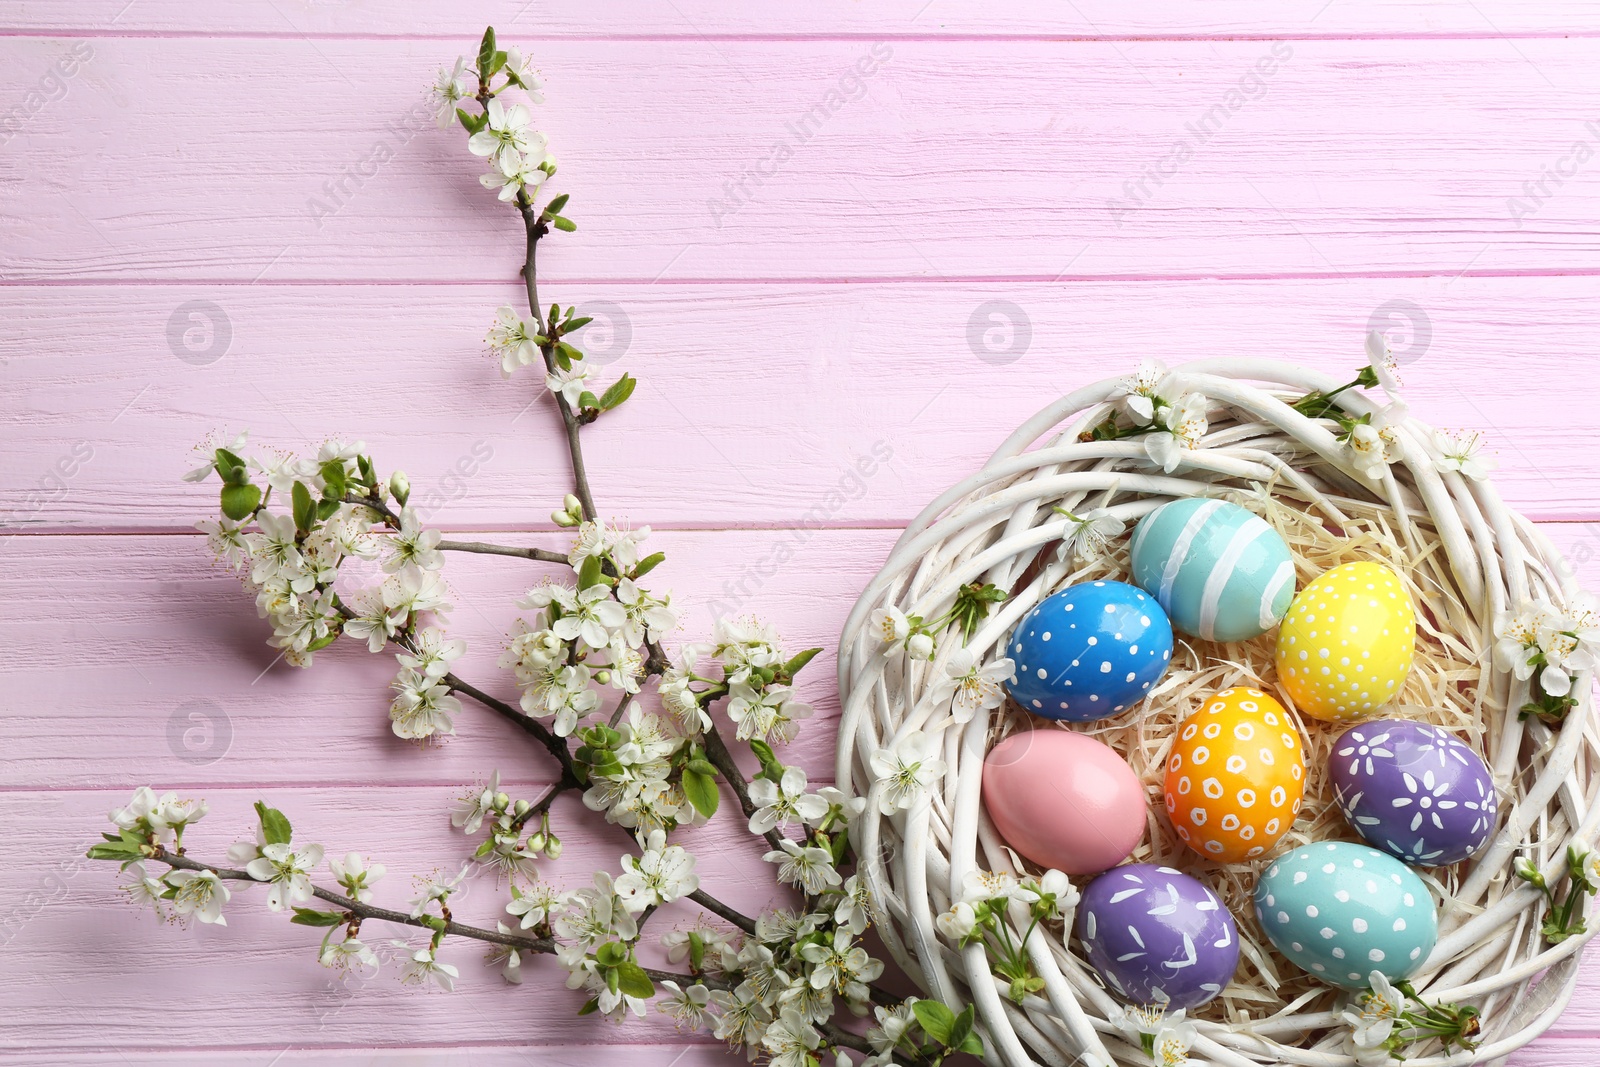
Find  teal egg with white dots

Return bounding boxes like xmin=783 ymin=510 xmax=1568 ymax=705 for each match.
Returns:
xmin=1253 ymin=841 xmax=1437 ymax=989
xmin=1129 ymin=498 xmax=1295 ymax=643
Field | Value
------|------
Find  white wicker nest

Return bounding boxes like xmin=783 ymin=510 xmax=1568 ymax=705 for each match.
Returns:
xmin=835 ymin=359 xmax=1599 ymax=1067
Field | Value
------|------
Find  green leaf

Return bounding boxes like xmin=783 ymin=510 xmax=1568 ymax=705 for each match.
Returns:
xmin=577 ymin=997 xmax=600 ymax=1016
xmin=577 ymin=554 xmax=603 ymax=590
xmin=219 ymin=483 xmax=261 ymax=521
xmin=782 ymin=647 xmax=822 ymax=678
xmin=748 ymin=738 xmax=779 ymax=771
xmin=306 ymin=630 xmax=340 ymax=653
xmin=488 ymin=49 xmax=508 ymax=76
xmin=290 ymin=908 xmax=347 ymax=927
xmin=291 ymin=481 xmax=316 ymax=533
xmin=551 ymin=216 xmax=577 ymax=232
xmin=686 ymin=758 xmax=718 ymax=778
xmin=828 ymin=828 xmax=850 ymax=867
xmin=456 ymin=107 xmax=487 ymax=134
xmin=577 ymin=390 xmax=600 ymax=411
xmin=356 ymin=455 xmax=376 ymax=487
xmin=688 ymin=931 xmax=705 ymax=972
xmin=254 ymin=801 xmax=292 ymax=846
xmin=544 ymin=193 xmax=570 ymax=216
xmin=948 ymin=1005 xmax=977 ymax=1053
xmin=912 ymin=1000 xmax=957 ymax=1046
xmin=555 ymin=340 xmax=583 ymax=365
xmin=595 ymin=941 xmax=628 ymax=967
xmin=316 ymin=497 xmax=342 ymax=521
xmin=476 ymin=26 xmax=497 ymax=77
xmin=957 ymin=1030 xmax=985 ymax=1055
xmin=564 ymin=315 xmax=593 ymax=331
xmin=598 ymin=374 xmax=636 ymax=411
xmin=615 ymin=961 xmax=655 ymax=999
xmin=681 ymin=767 xmax=720 ymax=818
xmin=86 ymin=841 xmax=144 ymax=861
xmin=319 ymin=459 xmax=348 ymax=495
xmin=632 ymin=551 xmax=666 ymax=578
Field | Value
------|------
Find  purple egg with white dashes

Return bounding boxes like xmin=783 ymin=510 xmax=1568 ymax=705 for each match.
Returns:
xmin=1075 ymin=863 xmax=1239 ymax=1009
xmin=1330 ymin=719 xmax=1498 ymax=867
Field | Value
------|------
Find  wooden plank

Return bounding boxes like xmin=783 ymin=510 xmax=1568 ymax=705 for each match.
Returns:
xmin=6 ymin=0 xmax=1600 ymax=39
xmin=0 ymin=786 xmax=798 ymax=1053
xmin=28 ymin=1048 xmax=746 ymax=1066
xmin=0 ymin=529 xmax=886 ymax=788
xmin=4 ymin=278 xmax=1599 ymax=532
xmin=3 ymin=38 xmax=1600 ymax=282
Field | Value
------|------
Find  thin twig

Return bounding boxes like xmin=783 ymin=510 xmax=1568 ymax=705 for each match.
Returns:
xmin=443 ymin=672 xmax=580 ymax=786
xmin=438 ymin=539 xmax=568 ymax=564
xmin=687 ymin=888 xmax=759 ymax=936
xmin=701 ymin=720 xmax=785 ymax=853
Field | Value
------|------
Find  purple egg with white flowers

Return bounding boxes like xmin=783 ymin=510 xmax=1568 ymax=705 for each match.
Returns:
xmin=1331 ymin=719 xmax=1498 ymax=866
xmin=1075 ymin=864 xmax=1239 ymax=1009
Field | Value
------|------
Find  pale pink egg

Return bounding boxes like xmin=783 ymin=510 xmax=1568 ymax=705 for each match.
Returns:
xmin=982 ymin=730 xmax=1147 ymax=876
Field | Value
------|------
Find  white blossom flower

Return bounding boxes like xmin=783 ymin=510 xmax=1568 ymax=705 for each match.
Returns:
xmin=870 ymin=605 xmax=911 ymax=650
xmin=1345 ymin=415 xmax=1405 ymax=481
xmin=451 ymin=771 xmax=502 ymax=834
xmin=320 ymin=935 xmax=380 ymax=977
xmin=546 ymin=359 xmax=592 ymax=409
xmin=710 ymin=616 xmax=784 ymax=685
xmin=1031 ymin=868 xmax=1079 ymax=918
xmin=396 ymin=943 xmax=459 ymax=991
xmin=834 ymin=873 xmax=875 ymax=935
xmin=1433 ymin=429 xmax=1495 ymax=481
xmin=343 ymin=586 xmax=401 ymax=653
xmin=381 ymin=567 xmax=453 ymax=622
xmin=246 ymin=511 xmax=304 ymax=585
xmin=506 ymin=881 xmax=561 ymax=929
xmin=711 ymin=983 xmax=772 ymax=1048
xmin=936 ymin=900 xmax=978 ymax=941
xmin=866 ymin=998 xmax=919 ymax=1062
xmin=1144 ymin=392 xmax=1208 ymax=473
xmin=1340 ymin=971 xmax=1405 ymax=1054
xmin=928 ymin=648 xmax=1014 ymax=723
xmin=327 ymin=852 xmax=385 ymax=903
xmin=555 ymin=870 xmax=639 ymax=947
xmin=479 ymin=148 xmax=548 ymax=202
xmin=661 ymin=923 xmax=734 ymax=969
xmin=658 ymin=980 xmax=713 ymax=1029
xmin=485 ymin=920 xmax=524 ymax=984
xmin=383 ymin=507 xmax=444 ymax=574
xmin=390 ymin=667 xmax=462 ymax=740
xmin=151 ymin=794 xmax=209 ymax=837
xmin=487 ymin=305 xmax=542 ymax=378
xmin=166 ymin=869 xmax=230 ymax=925
xmin=762 ymin=839 xmax=841 ymax=895
xmin=748 ymin=766 xmax=829 ymax=834
xmin=763 ymin=1008 xmax=822 ymax=1067
xmin=726 ymin=682 xmax=814 ymax=745
xmin=960 ymin=868 xmax=1038 ymax=905
xmin=615 ymin=829 xmax=699 ymax=909
xmin=398 ymin=627 xmax=466 ymax=681
xmin=1152 ymin=1015 xmax=1198 ymax=1067
xmin=615 ymin=578 xmax=676 ymax=645
xmin=1114 ymin=359 xmax=1169 ymax=422
xmin=810 ymin=785 xmax=867 ymax=829
xmin=1056 ymin=507 xmax=1126 ymax=563
xmin=567 ymin=521 xmax=610 ymax=568
xmin=906 ymin=631 xmax=936 ymax=661
xmin=429 ymin=56 xmax=471 ymax=129
xmin=1366 ymin=330 xmax=1405 ymax=400
xmin=245 ymin=842 xmax=324 ymax=911
xmin=467 ymin=98 xmax=543 ymax=169
xmin=799 ymin=927 xmax=883 ymax=1003
xmin=1493 ymin=603 xmax=1552 ymax=681
xmin=119 ymin=862 xmax=169 ymax=914
xmin=550 ymin=584 xmax=626 ymax=650
xmin=197 ymin=517 xmax=250 ymax=569
xmin=408 ymin=864 xmax=469 ymax=919
xmin=501 ymin=48 xmax=543 ymax=100
xmin=869 ymin=730 xmax=948 ymax=816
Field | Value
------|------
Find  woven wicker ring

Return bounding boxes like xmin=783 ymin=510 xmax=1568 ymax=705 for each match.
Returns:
xmin=836 ymin=358 xmax=1598 ymax=1067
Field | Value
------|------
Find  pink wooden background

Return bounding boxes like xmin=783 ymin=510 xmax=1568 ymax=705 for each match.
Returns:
xmin=5 ymin=1 xmax=1600 ymax=1062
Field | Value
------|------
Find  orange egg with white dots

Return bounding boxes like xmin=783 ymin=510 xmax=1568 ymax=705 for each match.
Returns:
xmin=1164 ymin=687 xmax=1305 ymax=863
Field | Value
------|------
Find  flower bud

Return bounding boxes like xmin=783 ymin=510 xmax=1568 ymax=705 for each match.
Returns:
xmin=526 ymin=831 xmax=547 ymax=854
xmin=595 ymin=669 xmax=611 ymax=685
xmin=563 ymin=494 xmax=583 ymax=520
xmin=544 ymin=833 xmax=562 ymax=859
xmin=512 ymin=798 xmax=531 ymax=817
xmin=552 ymin=509 xmax=578 ymax=527
xmin=907 ymin=632 xmax=935 ymax=660
xmin=493 ymin=792 xmax=511 ymax=811
xmin=389 ymin=470 xmax=411 ymax=506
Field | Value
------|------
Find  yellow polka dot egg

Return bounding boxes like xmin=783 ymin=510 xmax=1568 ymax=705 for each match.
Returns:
xmin=1274 ymin=562 xmax=1415 ymax=722
xmin=1164 ymin=687 xmax=1305 ymax=863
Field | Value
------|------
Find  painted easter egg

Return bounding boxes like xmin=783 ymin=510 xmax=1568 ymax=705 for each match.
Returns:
xmin=1129 ymin=498 xmax=1295 ymax=643
xmin=983 ymin=730 xmax=1147 ymax=876
xmin=1254 ymin=841 xmax=1438 ymax=989
xmin=1076 ymin=864 xmax=1240 ymax=1009
xmin=1331 ymin=719 xmax=1498 ymax=866
xmin=1004 ymin=581 xmax=1174 ymax=722
xmin=1164 ymin=687 xmax=1305 ymax=863
xmin=1274 ymin=562 xmax=1416 ymax=722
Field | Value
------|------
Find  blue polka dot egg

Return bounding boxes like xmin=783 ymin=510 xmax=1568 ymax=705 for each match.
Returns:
xmin=1254 ymin=841 xmax=1438 ymax=989
xmin=1005 ymin=580 xmax=1173 ymax=722
xmin=1130 ymin=498 xmax=1296 ymax=643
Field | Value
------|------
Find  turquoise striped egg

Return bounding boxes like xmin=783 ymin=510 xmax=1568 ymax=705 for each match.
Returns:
xmin=1129 ymin=498 xmax=1295 ymax=642
xmin=1254 ymin=841 xmax=1438 ymax=990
